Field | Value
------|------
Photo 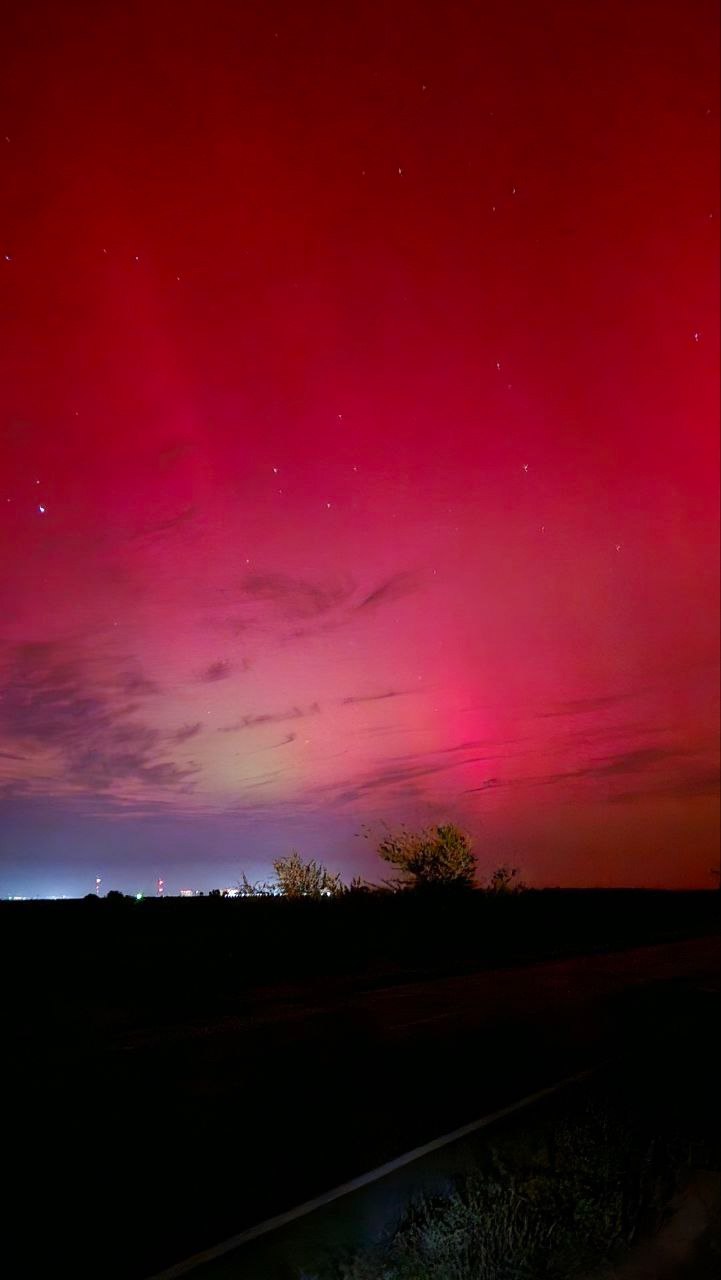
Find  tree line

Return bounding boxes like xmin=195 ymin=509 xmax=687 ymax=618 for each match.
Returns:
xmin=240 ymin=823 xmax=525 ymax=898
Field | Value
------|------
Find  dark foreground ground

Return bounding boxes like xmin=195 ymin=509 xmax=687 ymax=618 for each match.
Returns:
xmin=189 ymin=996 xmax=720 ymax=1280
xmin=3 ymin=891 xmax=719 ymax=1279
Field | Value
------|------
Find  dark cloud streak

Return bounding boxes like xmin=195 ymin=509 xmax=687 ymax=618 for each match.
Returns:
xmin=171 ymin=722 xmax=203 ymax=743
xmin=0 ymin=642 xmax=198 ymax=794
xmin=219 ymin=702 xmax=321 ymax=733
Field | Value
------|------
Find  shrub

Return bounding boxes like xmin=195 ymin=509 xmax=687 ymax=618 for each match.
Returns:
xmin=273 ymin=850 xmax=343 ymax=898
xmin=237 ymin=872 xmax=276 ymax=897
xmin=318 ymin=1095 xmax=681 ymax=1280
xmin=377 ymin=823 xmax=476 ymax=891
xmin=485 ymin=865 xmax=526 ymax=894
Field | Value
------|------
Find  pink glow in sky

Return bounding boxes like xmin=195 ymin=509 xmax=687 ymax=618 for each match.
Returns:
xmin=1 ymin=0 xmax=719 ymax=894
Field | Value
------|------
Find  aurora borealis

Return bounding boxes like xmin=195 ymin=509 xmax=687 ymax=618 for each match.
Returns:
xmin=1 ymin=0 xmax=718 ymax=895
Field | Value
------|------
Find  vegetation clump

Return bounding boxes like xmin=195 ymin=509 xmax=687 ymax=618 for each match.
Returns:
xmin=272 ymin=850 xmax=344 ymax=898
xmin=376 ymin=823 xmax=477 ymax=891
xmin=315 ymin=1096 xmax=690 ymax=1280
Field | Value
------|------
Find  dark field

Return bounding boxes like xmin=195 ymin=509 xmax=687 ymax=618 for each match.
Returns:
xmin=4 ymin=890 xmax=719 ymax=1279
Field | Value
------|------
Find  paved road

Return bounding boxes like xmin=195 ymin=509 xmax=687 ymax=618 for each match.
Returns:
xmin=254 ymin=933 xmax=719 ymax=1041
xmin=12 ymin=934 xmax=720 ymax=1279
xmin=113 ymin=933 xmax=719 ymax=1051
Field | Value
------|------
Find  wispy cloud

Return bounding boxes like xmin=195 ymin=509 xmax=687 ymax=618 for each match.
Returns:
xmin=0 ymin=641 xmax=199 ymax=796
xmin=241 ymin=572 xmax=354 ymax=619
xmin=461 ymin=743 xmax=717 ymax=799
xmin=200 ymin=659 xmax=233 ymax=683
xmin=536 ymin=691 xmax=641 ymax=718
xmin=228 ymin=568 xmax=424 ymax=643
xmin=171 ymin=722 xmax=203 ymax=744
xmin=441 ymin=736 xmax=528 ymax=754
xmin=355 ymin=571 xmax=420 ymax=611
xmin=219 ymin=702 xmax=321 ymax=733
xmin=116 ymin=670 xmax=160 ymax=697
xmin=608 ymin=768 xmax=720 ymax=804
xmin=134 ymin=505 xmax=197 ymax=539
xmin=307 ymin=747 xmax=500 ymax=808
xmin=533 ymin=745 xmax=698 ymax=785
xmin=341 ymin=690 xmax=412 ymax=706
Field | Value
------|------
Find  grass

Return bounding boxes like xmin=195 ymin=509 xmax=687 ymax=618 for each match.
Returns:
xmin=309 ymin=1092 xmax=697 ymax=1280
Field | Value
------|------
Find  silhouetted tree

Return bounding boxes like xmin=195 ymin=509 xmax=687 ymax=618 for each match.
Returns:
xmin=347 ymin=875 xmax=376 ymax=894
xmin=377 ymin=823 xmax=476 ymax=890
xmin=105 ymin=889 xmax=126 ymax=902
xmin=237 ymin=872 xmax=276 ymax=897
xmin=485 ymin=864 xmax=526 ymax=894
xmin=273 ymin=850 xmax=343 ymax=898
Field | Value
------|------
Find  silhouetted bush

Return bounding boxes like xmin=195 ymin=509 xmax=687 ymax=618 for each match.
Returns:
xmin=273 ymin=850 xmax=343 ymax=898
xmin=376 ymin=823 xmax=476 ymax=890
xmin=319 ymin=1092 xmax=693 ymax=1280
xmin=485 ymin=865 xmax=526 ymax=894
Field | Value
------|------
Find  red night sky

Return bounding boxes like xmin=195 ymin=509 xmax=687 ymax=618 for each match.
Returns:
xmin=1 ymin=1 xmax=719 ymax=895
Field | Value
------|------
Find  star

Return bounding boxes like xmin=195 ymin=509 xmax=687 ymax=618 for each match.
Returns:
xmin=615 ymin=544 xmax=621 ymax=552
xmin=496 ymin=361 xmax=501 ymax=371
xmin=272 ymin=466 xmax=279 ymax=474
xmin=693 ymin=331 xmax=701 ymax=342
xmin=398 ymin=167 xmax=403 ymax=176
xmin=3 ymin=254 xmax=11 ymax=262
xmin=38 ymin=504 xmax=46 ymax=514
xmin=325 ymin=501 xmax=332 ymax=508
xmin=522 ymin=463 xmax=529 ymax=473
